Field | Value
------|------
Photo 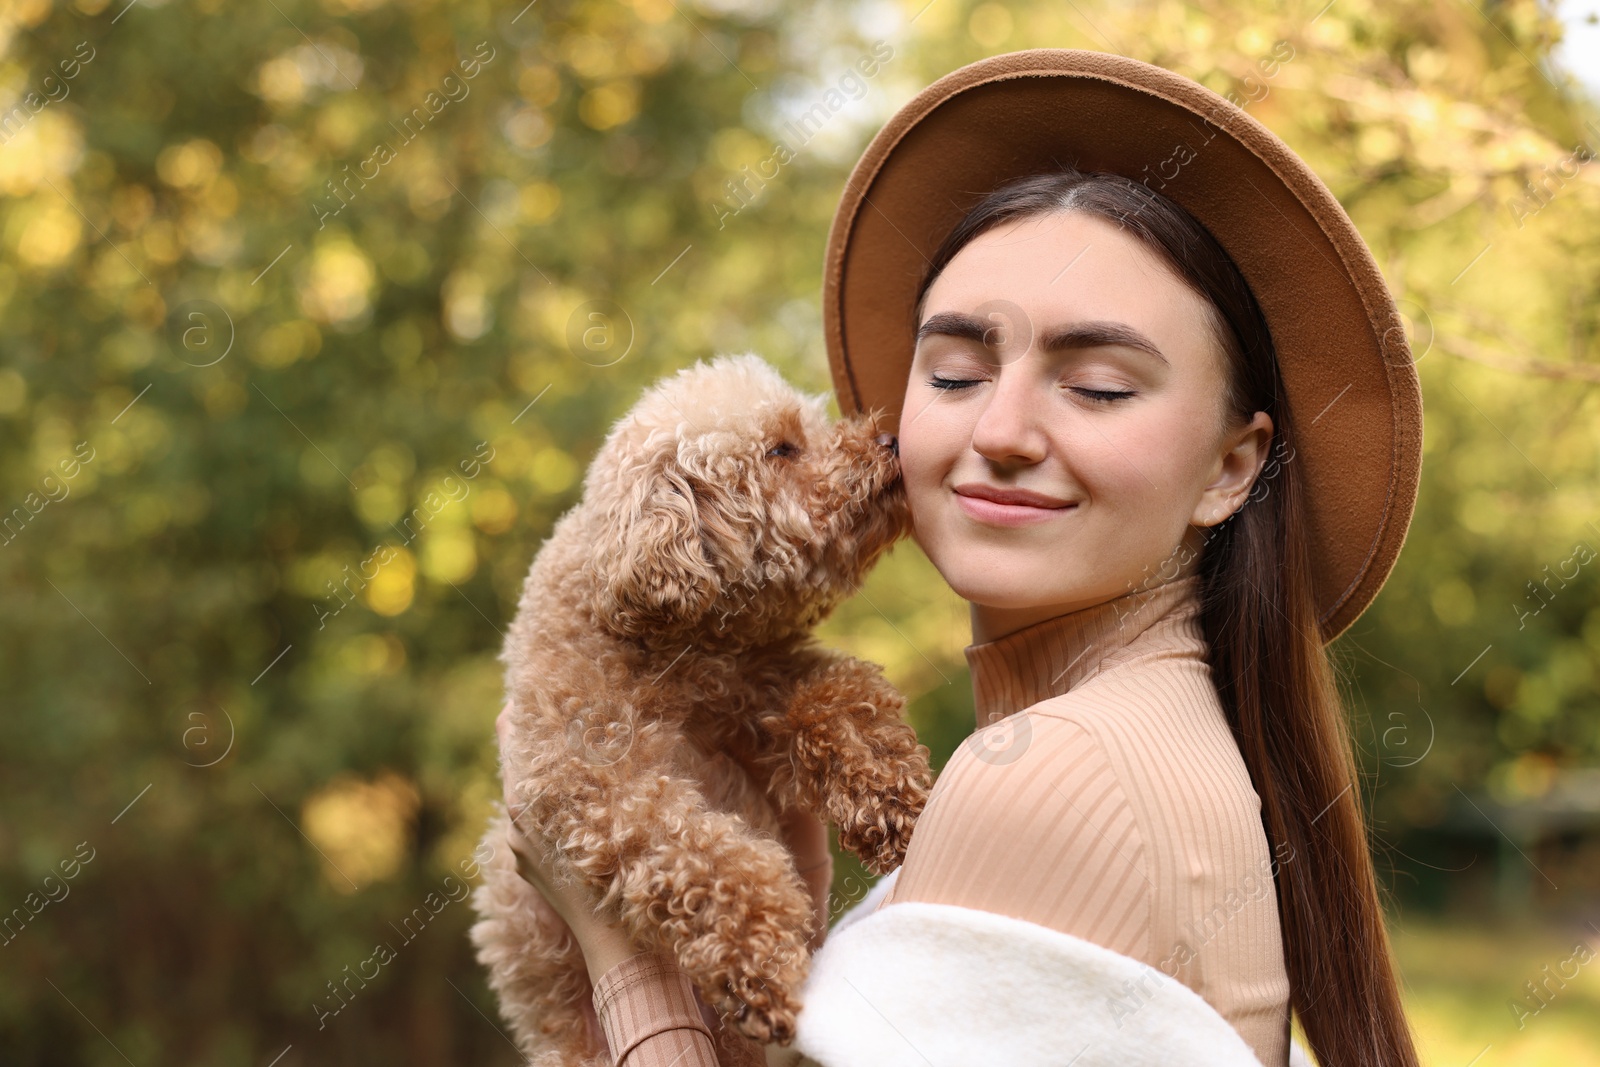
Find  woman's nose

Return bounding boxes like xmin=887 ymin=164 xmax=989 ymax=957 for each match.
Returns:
xmin=970 ymin=377 xmax=1048 ymax=463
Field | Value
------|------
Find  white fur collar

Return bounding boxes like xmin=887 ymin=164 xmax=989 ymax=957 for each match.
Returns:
xmin=781 ymin=868 xmax=1276 ymax=1067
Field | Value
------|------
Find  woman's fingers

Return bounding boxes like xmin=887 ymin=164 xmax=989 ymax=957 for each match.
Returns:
xmin=497 ymin=698 xmax=561 ymax=909
xmin=501 ymin=784 xmax=595 ymax=941
xmin=505 ymin=810 xmax=549 ymax=891
xmin=504 ymin=808 xmax=646 ymax=983
xmin=777 ymin=807 xmax=829 ymax=871
xmin=495 ymin=699 xmax=513 ymax=748
xmin=777 ymin=807 xmax=833 ymax=948
xmin=496 ymin=698 xmax=640 ymax=980
xmin=497 ymin=698 xmax=532 ymax=833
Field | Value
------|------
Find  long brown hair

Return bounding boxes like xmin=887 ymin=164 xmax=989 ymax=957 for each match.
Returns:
xmin=911 ymin=168 xmax=1419 ymax=1067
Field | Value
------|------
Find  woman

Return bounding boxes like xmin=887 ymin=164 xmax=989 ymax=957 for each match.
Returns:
xmin=496 ymin=50 xmax=1424 ymax=1067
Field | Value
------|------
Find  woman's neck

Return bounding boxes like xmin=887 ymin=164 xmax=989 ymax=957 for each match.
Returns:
xmin=963 ymin=572 xmax=1206 ymax=727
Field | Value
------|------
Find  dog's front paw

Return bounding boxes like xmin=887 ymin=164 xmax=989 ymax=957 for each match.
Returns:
xmin=827 ymin=752 xmax=932 ymax=875
xmin=876 ymin=788 xmax=927 ymax=869
xmin=660 ymin=850 xmax=816 ymax=1048
xmin=698 ymin=905 xmax=812 ymax=1046
xmin=836 ymin=797 xmax=916 ymax=875
xmin=726 ymin=969 xmax=805 ymax=1046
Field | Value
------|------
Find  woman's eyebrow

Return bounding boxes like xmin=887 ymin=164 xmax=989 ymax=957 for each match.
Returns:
xmin=914 ymin=311 xmax=992 ymax=347
xmin=915 ymin=311 xmax=1168 ymax=366
xmin=1039 ymin=321 xmax=1169 ymax=366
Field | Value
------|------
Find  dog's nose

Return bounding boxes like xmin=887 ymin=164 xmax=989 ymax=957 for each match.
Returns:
xmin=875 ymin=432 xmax=898 ymax=456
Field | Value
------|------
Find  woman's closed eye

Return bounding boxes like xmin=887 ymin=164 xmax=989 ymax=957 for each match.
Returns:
xmin=1068 ymin=386 xmax=1137 ymax=403
xmin=925 ymin=374 xmax=1136 ymax=404
xmin=926 ymin=374 xmax=982 ymax=391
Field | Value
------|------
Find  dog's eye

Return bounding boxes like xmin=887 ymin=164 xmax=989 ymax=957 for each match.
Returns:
xmin=766 ymin=442 xmax=799 ymax=459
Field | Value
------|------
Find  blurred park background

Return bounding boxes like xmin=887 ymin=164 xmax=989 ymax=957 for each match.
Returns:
xmin=1 ymin=0 xmax=1598 ymax=1062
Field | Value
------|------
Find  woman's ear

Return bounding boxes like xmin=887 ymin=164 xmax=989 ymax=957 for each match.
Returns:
xmin=1193 ymin=410 xmax=1274 ymax=526
xmin=587 ymin=455 xmax=722 ymax=637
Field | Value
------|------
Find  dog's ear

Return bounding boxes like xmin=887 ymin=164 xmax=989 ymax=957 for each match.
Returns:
xmin=587 ymin=453 xmax=722 ymax=637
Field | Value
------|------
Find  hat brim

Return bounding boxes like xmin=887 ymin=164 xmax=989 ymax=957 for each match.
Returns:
xmin=822 ymin=48 xmax=1422 ymax=645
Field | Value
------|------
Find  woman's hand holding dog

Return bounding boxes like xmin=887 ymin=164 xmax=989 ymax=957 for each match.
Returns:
xmin=497 ymin=701 xmax=645 ymax=984
xmin=496 ymin=701 xmax=835 ymax=983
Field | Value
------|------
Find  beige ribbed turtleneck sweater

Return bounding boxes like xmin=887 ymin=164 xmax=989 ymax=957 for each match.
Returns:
xmin=589 ymin=574 xmax=1292 ymax=1067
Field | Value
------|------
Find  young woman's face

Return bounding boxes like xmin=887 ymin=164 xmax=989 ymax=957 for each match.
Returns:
xmin=899 ymin=210 xmax=1273 ymax=642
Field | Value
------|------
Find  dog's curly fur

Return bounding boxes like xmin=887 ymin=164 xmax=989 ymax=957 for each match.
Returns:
xmin=469 ymin=354 xmax=935 ymax=1067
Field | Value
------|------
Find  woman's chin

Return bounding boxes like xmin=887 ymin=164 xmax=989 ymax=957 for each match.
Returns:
xmin=943 ymin=570 xmax=1067 ymax=611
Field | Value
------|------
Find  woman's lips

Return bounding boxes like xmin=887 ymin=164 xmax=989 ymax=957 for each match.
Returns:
xmin=954 ymin=492 xmax=1076 ymax=527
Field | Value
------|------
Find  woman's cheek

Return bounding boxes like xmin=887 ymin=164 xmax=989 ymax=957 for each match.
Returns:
xmin=906 ymin=474 xmax=948 ymax=549
xmin=895 ymin=421 xmax=951 ymax=507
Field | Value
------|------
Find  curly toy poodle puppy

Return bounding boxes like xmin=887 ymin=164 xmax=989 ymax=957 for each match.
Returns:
xmin=469 ymin=353 xmax=934 ymax=1067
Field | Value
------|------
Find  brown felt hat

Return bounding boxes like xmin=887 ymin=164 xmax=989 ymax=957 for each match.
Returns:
xmin=822 ymin=48 xmax=1423 ymax=645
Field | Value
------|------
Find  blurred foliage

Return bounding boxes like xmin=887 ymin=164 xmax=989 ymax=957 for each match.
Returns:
xmin=1393 ymin=914 xmax=1600 ymax=1065
xmin=0 ymin=0 xmax=1597 ymax=1062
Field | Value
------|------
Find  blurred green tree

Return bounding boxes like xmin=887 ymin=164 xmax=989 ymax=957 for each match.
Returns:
xmin=0 ymin=0 xmax=1596 ymax=1063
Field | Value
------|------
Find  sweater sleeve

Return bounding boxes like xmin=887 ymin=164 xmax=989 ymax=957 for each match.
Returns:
xmin=591 ymin=950 xmax=721 ymax=1067
xmin=590 ymin=851 xmax=833 ymax=1067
